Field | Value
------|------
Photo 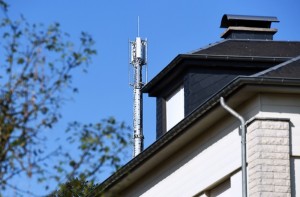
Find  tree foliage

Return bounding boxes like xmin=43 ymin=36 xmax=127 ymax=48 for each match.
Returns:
xmin=49 ymin=177 xmax=97 ymax=197
xmin=0 ymin=1 xmax=131 ymax=195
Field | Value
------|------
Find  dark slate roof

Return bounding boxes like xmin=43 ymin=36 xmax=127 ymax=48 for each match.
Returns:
xmin=192 ymin=40 xmax=300 ymax=57
xmin=252 ymin=56 xmax=300 ymax=78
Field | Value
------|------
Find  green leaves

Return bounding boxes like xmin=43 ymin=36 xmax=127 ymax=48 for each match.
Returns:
xmin=17 ymin=57 xmax=24 ymax=64
xmin=50 ymin=177 xmax=97 ymax=197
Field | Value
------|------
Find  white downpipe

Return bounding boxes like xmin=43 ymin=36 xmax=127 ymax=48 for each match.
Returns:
xmin=220 ymin=97 xmax=247 ymax=197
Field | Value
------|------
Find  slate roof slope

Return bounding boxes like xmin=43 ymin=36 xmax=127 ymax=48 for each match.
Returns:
xmin=192 ymin=40 xmax=300 ymax=57
xmin=252 ymin=55 xmax=300 ymax=78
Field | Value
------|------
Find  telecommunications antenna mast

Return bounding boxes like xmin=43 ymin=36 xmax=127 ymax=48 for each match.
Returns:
xmin=129 ymin=17 xmax=148 ymax=157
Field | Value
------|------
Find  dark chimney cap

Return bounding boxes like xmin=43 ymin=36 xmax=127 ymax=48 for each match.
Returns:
xmin=221 ymin=14 xmax=279 ymax=28
xmin=220 ymin=14 xmax=279 ymax=40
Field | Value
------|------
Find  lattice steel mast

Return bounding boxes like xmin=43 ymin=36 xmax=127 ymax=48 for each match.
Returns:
xmin=129 ymin=27 xmax=147 ymax=157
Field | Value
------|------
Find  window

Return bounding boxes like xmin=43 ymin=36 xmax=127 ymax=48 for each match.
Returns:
xmin=166 ymin=85 xmax=184 ymax=131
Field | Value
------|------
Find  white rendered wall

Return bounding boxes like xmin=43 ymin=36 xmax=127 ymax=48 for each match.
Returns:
xmin=230 ymin=170 xmax=242 ymax=196
xmin=166 ymin=86 xmax=184 ymax=131
xmin=122 ymin=118 xmax=243 ymax=197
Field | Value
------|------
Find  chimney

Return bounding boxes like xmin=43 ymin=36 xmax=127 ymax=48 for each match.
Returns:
xmin=220 ymin=14 xmax=279 ymax=40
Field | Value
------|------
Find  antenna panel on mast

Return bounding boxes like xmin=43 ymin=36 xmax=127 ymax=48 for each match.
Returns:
xmin=130 ymin=37 xmax=147 ymax=65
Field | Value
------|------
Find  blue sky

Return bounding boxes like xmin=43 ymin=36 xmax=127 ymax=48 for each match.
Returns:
xmin=5 ymin=0 xmax=300 ymax=195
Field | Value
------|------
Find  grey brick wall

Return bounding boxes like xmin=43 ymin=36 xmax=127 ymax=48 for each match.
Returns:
xmin=247 ymin=119 xmax=291 ymax=197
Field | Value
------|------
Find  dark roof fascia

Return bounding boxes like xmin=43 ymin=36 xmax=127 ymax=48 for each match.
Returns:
xmin=142 ymin=54 xmax=290 ymax=96
xmin=91 ymin=76 xmax=300 ymax=196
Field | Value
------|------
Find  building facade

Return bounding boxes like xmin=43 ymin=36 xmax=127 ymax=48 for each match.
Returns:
xmin=91 ymin=14 xmax=300 ymax=197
